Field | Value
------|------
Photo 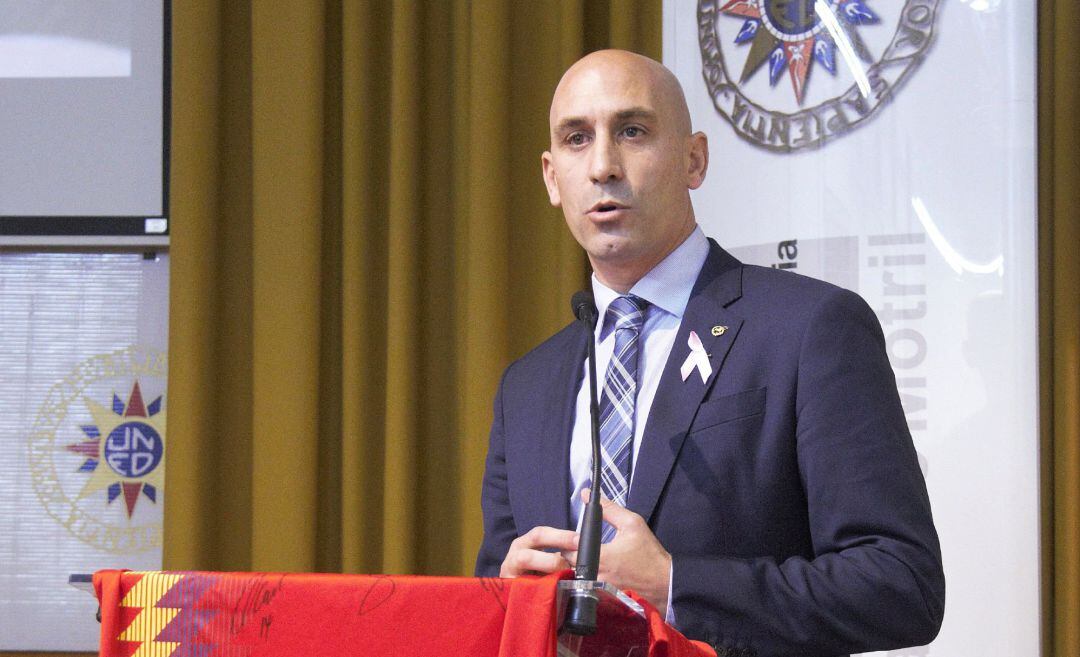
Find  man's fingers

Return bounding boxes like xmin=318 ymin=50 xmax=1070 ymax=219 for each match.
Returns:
xmin=512 ymin=525 xmax=579 ymax=551
xmin=600 ymin=497 xmax=641 ymax=531
xmin=561 ymin=550 xmax=578 ymax=567
xmin=500 ymin=548 xmax=571 ymax=577
xmin=580 ymin=488 xmax=642 ymax=532
xmin=500 ymin=526 xmax=580 ymax=578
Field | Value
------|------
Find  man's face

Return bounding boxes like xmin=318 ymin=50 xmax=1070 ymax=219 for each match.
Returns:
xmin=542 ymin=56 xmax=705 ymax=276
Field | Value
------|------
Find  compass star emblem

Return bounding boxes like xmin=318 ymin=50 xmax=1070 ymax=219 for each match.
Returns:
xmin=65 ymin=381 xmax=166 ymax=518
xmin=721 ymin=0 xmax=879 ymax=104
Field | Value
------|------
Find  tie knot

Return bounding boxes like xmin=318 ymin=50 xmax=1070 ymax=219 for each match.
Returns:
xmin=607 ymin=295 xmax=649 ymax=333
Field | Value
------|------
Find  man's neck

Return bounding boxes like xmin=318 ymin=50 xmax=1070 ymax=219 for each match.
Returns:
xmin=592 ymin=265 xmax=650 ymax=295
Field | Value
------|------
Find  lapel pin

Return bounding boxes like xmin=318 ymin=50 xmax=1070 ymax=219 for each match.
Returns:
xmin=681 ymin=331 xmax=713 ymax=383
xmin=711 ymin=325 xmax=727 ymax=337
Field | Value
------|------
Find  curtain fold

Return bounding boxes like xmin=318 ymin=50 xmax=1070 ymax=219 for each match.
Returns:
xmin=248 ymin=0 xmax=326 ymax=573
xmin=1040 ymin=2 xmax=1080 ymax=656
xmin=166 ymin=0 xmax=661 ymax=577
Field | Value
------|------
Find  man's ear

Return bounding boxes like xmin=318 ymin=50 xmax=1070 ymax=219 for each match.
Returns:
xmin=686 ymin=132 xmax=709 ymax=190
xmin=541 ymin=151 xmax=562 ymax=207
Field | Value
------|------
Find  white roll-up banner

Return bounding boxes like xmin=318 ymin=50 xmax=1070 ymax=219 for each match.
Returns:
xmin=664 ymin=1 xmax=1039 ymax=655
xmin=0 ymin=254 xmax=169 ymax=650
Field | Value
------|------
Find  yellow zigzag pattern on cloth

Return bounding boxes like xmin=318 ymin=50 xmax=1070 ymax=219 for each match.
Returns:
xmin=119 ymin=572 xmax=184 ymax=657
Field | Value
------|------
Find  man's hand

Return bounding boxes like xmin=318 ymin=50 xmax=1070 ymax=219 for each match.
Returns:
xmin=499 ymin=526 xmax=579 ymax=578
xmin=570 ymin=489 xmax=673 ymax=614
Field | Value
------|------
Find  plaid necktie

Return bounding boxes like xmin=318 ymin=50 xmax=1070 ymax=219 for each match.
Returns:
xmin=597 ymin=294 xmax=648 ymax=543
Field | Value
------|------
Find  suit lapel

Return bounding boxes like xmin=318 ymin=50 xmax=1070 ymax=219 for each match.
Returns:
xmin=531 ymin=324 xmax=587 ymax=531
xmin=628 ymin=243 xmax=745 ymax=524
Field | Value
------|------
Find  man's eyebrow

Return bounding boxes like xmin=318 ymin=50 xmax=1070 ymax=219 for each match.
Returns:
xmin=553 ymin=107 xmax=659 ymax=136
xmin=553 ymin=117 xmax=589 ymax=135
xmin=613 ymin=107 xmax=658 ymax=123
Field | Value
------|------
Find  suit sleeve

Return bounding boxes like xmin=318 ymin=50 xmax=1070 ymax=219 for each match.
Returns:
xmin=474 ymin=366 xmax=518 ymax=577
xmin=671 ymin=287 xmax=945 ymax=657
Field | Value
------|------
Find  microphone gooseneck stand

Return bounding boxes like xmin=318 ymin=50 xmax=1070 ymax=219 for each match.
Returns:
xmin=563 ymin=291 xmax=604 ymax=636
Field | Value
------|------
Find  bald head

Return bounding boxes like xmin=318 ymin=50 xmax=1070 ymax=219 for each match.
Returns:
xmin=540 ymin=49 xmax=709 ymax=293
xmin=550 ymin=50 xmax=693 ymax=141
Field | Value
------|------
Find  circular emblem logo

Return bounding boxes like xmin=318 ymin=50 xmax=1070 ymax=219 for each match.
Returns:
xmin=698 ymin=0 xmax=940 ymax=152
xmin=27 ymin=345 xmax=167 ymax=553
xmin=103 ymin=422 xmax=164 ymax=478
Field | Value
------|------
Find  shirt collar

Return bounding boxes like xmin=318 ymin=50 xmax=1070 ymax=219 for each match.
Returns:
xmin=592 ymin=226 xmax=710 ymax=340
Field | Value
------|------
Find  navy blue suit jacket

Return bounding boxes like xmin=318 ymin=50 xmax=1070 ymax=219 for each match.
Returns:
xmin=475 ymin=241 xmax=945 ymax=657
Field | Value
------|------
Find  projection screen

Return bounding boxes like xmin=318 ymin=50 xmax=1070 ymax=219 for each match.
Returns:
xmin=0 ymin=0 xmax=167 ymax=240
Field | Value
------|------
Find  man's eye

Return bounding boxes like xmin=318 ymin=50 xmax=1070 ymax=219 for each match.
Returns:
xmin=623 ymin=126 xmax=643 ymax=138
xmin=567 ymin=133 xmax=588 ymax=146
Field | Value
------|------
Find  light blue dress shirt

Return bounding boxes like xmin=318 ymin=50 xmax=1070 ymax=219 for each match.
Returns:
xmin=568 ymin=226 xmax=710 ymax=622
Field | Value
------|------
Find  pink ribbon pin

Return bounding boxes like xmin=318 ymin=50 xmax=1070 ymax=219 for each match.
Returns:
xmin=680 ymin=330 xmax=712 ymax=383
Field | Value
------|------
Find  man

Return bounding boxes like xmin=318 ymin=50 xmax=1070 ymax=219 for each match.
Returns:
xmin=475 ymin=50 xmax=944 ymax=657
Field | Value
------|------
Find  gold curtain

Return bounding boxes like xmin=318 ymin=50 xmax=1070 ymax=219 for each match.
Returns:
xmin=1040 ymin=2 xmax=1080 ymax=656
xmin=165 ymin=0 xmax=660 ymax=577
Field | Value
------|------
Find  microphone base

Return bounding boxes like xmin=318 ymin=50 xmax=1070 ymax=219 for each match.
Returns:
xmin=562 ymin=589 xmax=599 ymax=635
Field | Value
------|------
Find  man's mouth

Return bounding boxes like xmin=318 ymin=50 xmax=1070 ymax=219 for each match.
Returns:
xmin=588 ymin=201 xmax=628 ymax=218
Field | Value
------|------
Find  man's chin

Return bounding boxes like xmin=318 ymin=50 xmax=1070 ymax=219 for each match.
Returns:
xmin=584 ymin=241 xmax=650 ymax=277
xmin=585 ymin=240 xmax=636 ymax=263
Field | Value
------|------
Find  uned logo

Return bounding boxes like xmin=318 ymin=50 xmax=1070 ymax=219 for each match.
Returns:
xmin=104 ymin=422 xmax=164 ymax=478
xmin=27 ymin=346 xmax=167 ymax=553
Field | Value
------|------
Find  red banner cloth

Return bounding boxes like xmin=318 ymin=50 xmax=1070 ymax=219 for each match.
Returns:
xmin=623 ymin=589 xmax=716 ymax=657
xmin=94 ymin=569 xmax=715 ymax=657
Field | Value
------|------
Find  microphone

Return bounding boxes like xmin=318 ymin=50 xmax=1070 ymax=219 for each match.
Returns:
xmin=571 ymin=290 xmax=597 ymax=325
xmin=563 ymin=290 xmax=603 ymax=636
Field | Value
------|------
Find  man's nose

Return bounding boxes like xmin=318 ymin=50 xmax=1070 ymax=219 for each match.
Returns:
xmin=589 ymin=133 xmax=623 ymax=183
